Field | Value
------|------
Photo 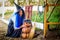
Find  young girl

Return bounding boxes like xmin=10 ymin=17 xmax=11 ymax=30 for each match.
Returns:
xmin=6 ymin=2 xmax=25 ymax=38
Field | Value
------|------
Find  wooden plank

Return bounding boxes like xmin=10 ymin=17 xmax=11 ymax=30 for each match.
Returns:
xmin=47 ymin=22 xmax=60 ymax=24
xmin=48 ymin=4 xmax=60 ymax=6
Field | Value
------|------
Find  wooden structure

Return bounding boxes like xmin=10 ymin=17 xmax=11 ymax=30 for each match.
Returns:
xmin=25 ymin=5 xmax=32 ymax=19
xmin=44 ymin=0 xmax=60 ymax=37
xmin=25 ymin=0 xmax=33 ymax=20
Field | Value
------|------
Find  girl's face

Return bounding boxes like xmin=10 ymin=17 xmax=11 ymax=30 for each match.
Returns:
xmin=19 ymin=10 xmax=23 ymax=16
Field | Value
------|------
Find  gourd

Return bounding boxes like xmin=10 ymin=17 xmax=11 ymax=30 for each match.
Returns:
xmin=22 ymin=27 xmax=31 ymax=33
xmin=21 ymin=33 xmax=27 ymax=39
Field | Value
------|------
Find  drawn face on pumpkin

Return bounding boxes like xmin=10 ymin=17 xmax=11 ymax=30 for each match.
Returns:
xmin=23 ymin=22 xmax=31 ymax=27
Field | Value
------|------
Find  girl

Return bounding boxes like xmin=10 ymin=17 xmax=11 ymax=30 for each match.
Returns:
xmin=6 ymin=2 xmax=25 ymax=38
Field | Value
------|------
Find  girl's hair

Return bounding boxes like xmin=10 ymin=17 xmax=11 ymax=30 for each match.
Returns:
xmin=16 ymin=9 xmax=25 ymax=18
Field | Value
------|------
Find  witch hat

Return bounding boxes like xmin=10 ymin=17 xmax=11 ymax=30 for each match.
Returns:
xmin=14 ymin=2 xmax=22 ymax=11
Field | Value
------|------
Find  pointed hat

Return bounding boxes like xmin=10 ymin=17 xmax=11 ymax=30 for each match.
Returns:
xmin=14 ymin=2 xmax=22 ymax=11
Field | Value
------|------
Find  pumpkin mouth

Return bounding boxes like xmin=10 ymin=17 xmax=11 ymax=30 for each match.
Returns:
xmin=22 ymin=27 xmax=31 ymax=33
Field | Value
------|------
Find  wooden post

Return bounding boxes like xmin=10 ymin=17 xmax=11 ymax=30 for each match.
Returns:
xmin=44 ymin=6 xmax=48 ymax=38
xmin=28 ymin=5 xmax=32 ymax=20
xmin=44 ymin=0 xmax=48 ymax=37
xmin=25 ymin=6 xmax=29 ymax=19
xmin=25 ymin=0 xmax=32 ymax=20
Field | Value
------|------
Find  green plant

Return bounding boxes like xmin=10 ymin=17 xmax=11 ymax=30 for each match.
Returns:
xmin=48 ymin=6 xmax=60 ymax=29
xmin=5 ymin=10 xmax=13 ymax=15
xmin=4 ymin=10 xmax=13 ymax=20
xmin=49 ymin=6 xmax=60 ymax=22
xmin=0 ymin=14 xmax=2 ymax=17
xmin=8 ymin=0 xmax=14 ymax=5
xmin=32 ymin=11 xmax=44 ymax=23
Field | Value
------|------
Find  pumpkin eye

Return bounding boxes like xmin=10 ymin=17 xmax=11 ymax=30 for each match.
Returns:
xmin=27 ymin=26 xmax=30 ymax=27
xmin=26 ymin=22 xmax=28 ymax=24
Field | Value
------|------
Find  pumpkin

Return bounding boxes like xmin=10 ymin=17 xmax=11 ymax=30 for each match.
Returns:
xmin=22 ymin=27 xmax=31 ymax=33
xmin=26 ymin=27 xmax=31 ymax=33
xmin=22 ymin=27 xmax=28 ymax=33
xmin=21 ymin=33 xmax=27 ymax=39
xmin=26 ymin=33 xmax=29 ymax=38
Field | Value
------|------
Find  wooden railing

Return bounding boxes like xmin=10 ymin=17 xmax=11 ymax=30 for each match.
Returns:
xmin=47 ymin=22 xmax=60 ymax=24
xmin=44 ymin=0 xmax=60 ymax=38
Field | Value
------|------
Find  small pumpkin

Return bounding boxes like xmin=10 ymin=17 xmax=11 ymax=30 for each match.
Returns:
xmin=22 ymin=27 xmax=31 ymax=33
xmin=22 ymin=27 xmax=28 ymax=33
xmin=26 ymin=27 xmax=31 ymax=33
xmin=26 ymin=33 xmax=29 ymax=38
xmin=21 ymin=33 xmax=27 ymax=39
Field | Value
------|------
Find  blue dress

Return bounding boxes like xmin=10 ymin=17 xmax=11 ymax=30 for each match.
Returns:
xmin=6 ymin=9 xmax=25 ymax=38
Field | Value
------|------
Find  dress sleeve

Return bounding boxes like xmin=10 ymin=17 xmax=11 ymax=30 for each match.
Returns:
xmin=11 ymin=14 xmax=20 ymax=30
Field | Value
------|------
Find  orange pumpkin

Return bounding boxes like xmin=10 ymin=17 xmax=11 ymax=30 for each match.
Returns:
xmin=21 ymin=33 xmax=27 ymax=39
xmin=26 ymin=33 xmax=29 ymax=38
xmin=22 ymin=27 xmax=28 ymax=33
xmin=22 ymin=27 xmax=31 ymax=33
xmin=26 ymin=27 xmax=31 ymax=33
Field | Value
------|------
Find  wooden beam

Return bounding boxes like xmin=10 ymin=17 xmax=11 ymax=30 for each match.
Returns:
xmin=47 ymin=22 xmax=60 ymax=24
xmin=48 ymin=4 xmax=60 ymax=6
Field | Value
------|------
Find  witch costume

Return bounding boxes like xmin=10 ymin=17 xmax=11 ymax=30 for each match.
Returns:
xmin=6 ymin=2 xmax=25 ymax=38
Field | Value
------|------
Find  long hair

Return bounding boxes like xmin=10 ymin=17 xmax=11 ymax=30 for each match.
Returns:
xmin=16 ymin=9 xmax=25 ymax=19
